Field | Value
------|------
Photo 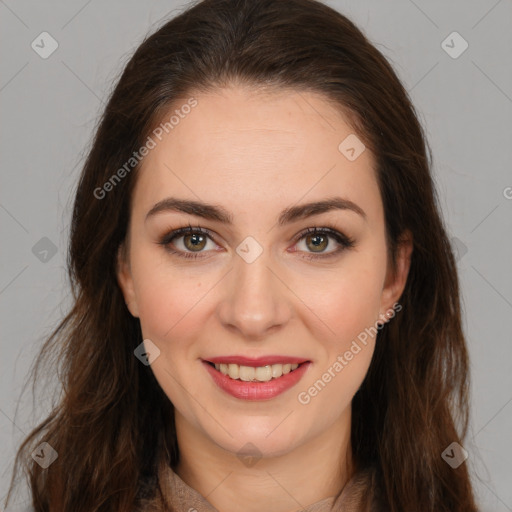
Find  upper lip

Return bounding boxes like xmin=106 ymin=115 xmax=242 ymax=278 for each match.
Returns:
xmin=204 ymin=355 xmax=310 ymax=367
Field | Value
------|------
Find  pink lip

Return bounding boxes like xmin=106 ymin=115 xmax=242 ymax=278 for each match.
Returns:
xmin=202 ymin=360 xmax=311 ymax=401
xmin=205 ymin=355 xmax=309 ymax=366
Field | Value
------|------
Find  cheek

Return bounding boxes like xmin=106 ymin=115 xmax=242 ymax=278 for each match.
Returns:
xmin=130 ymin=249 xmax=211 ymax=346
xmin=293 ymin=256 xmax=386 ymax=347
xmin=294 ymin=268 xmax=382 ymax=418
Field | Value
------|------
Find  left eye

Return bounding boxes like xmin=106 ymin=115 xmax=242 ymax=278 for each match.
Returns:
xmin=292 ymin=227 xmax=355 ymax=260
xmin=296 ymin=229 xmax=341 ymax=254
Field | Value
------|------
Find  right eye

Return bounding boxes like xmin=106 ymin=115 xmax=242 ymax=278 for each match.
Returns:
xmin=158 ymin=225 xmax=219 ymax=260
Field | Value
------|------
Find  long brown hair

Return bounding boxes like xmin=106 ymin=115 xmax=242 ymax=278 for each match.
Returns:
xmin=4 ymin=0 xmax=478 ymax=510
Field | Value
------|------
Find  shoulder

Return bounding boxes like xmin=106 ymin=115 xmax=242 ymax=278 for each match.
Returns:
xmin=335 ymin=465 xmax=386 ymax=511
xmin=133 ymin=473 xmax=162 ymax=512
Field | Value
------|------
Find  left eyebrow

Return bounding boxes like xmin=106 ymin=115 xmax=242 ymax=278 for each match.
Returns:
xmin=145 ymin=196 xmax=367 ymax=225
xmin=277 ymin=197 xmax=367 ymax=225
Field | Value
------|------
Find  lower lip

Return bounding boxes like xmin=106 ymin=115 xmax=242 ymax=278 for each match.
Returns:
xmin=202 ymin=361 xmax=311 ymax=401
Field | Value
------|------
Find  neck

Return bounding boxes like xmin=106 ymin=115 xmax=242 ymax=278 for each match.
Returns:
xmin=174 ymin=408 xmax=354 ymax=512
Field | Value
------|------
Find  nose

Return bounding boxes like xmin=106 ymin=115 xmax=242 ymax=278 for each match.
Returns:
xmin=216 ymin=248 xmax=292 ymax=341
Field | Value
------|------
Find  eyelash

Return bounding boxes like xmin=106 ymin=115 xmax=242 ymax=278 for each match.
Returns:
xmin=158 ymin=223 xmax=355 ymax=261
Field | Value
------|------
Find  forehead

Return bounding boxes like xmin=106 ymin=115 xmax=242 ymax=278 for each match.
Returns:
xmin=132 ymin=86 xmax=381 ymax=224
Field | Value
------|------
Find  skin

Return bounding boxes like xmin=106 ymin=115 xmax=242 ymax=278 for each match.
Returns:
xmin=117 ymin=84 xmax=412 ymax=512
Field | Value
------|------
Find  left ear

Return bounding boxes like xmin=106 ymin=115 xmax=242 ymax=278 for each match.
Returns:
xmin=379 ymin=230 xmax=413 ymax=318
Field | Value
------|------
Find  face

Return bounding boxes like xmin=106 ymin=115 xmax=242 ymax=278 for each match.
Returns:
xmin=117 ymin=85 xmax=411 ymax=460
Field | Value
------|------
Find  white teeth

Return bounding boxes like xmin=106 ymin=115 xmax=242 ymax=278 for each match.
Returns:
xmin=212 ymin=362 xmax=300 ymax=381
xmin=239 ymin=365 xmax=255 ymax=381
xmin=271 ymin=364 xmax=283 ymax=378
xmin=255 ymin=365 xmax=273 ymax=381
xmin=228 ymin=363 xmax=239 ymax=379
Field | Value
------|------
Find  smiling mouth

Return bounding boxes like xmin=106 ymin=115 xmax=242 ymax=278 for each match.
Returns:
xmin=205 ymin=361 xmax=306 ymax=382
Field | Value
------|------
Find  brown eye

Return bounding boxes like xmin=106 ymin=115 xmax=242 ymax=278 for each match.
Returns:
xmin=158 ymin=226 xmax=217 ymax=259
xmin=305 ymin=233 xmax=328 ymax=253
xmin=294 ymin=226 xmax=355 ymax=260
xmin=183 ymin=232 xmax=207 ymax=252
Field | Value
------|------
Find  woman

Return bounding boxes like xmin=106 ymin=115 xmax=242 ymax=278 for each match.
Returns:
xmin=4 ymin=0 xmax=479 ymax=510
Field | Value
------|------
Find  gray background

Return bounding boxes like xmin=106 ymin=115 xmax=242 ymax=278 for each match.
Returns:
xmin=1 ymin=0 xmax=511 ymax=510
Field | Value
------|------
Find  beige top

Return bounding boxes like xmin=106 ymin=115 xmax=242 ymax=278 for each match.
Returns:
xmin=136 ymin=456 xmax=381 ymax=511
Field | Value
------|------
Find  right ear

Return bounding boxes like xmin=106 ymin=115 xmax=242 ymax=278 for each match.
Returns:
xmin=116 ymin=242 xmax=140 ymax=318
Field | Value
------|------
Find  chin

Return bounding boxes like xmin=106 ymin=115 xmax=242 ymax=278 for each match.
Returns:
xmin=205 ymin=415 xmax=308 ymax=459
